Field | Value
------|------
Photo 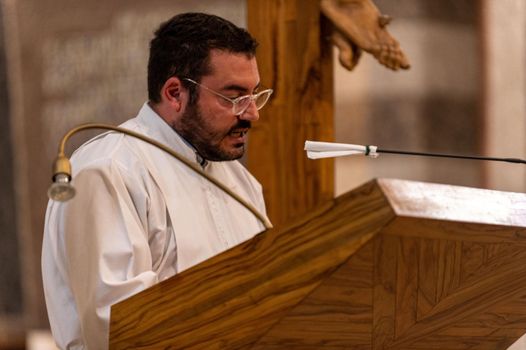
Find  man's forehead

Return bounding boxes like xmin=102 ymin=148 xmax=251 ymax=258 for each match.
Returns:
xmin=204 ymin=49 xmax=260 ymax=88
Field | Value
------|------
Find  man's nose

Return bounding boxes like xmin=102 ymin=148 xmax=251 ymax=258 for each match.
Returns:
xmin=238 ymin=100 xmax=259 ymax=121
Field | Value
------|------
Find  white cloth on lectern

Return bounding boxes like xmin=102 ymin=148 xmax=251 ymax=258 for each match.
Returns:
xmin=42 ymin=103 xmax=268 ymax=349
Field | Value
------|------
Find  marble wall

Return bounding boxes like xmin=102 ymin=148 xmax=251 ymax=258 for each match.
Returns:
xmin=483 ymin=0 xmax=526 ymax=192
xmin=334 ymin=0 xmax=526 ymax=196
xmin=334 ymin=0 xmax=484 ymax=195
xmin=0 ymin=2 xmax=23 ymax=335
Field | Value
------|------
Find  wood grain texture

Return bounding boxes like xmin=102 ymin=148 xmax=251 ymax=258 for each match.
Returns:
xmin=109 ymin=180 xmax=394 ymax=349
xmin=251 ymin=240 xmax=375 ymax=350
xmin=385 ymin=237 xmax=526 ymax=349
xmin=110 ymin=179 xmax=526 ymax=349
xmin=246 ymin=0 xmax=334 ymax=228
xmin=372 ymin=235 xmax=398 ymax=349
xmin=379 ymin=178 xmax=526 ymax=227
xmin=251 ymin=224 xmax=526 ymax=349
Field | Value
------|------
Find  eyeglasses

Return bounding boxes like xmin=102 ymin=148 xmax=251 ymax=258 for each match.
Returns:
xmin=183 ymin=78 xmax=273 ymax=116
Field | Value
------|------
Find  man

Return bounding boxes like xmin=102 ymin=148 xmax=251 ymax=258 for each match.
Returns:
xmin=42 ymin=13 xmax=272 ymax=349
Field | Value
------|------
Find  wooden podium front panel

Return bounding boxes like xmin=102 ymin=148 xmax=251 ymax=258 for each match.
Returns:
xmin=251 ymin=240 xmax=375 ymax=350
xmin=252 ymin=216 xmax=526 ymax=349
xmin=110 ymin=179 xmax=526 ymax=349
xmin=109 ymin=180 xmax=394 ymax=349
xmin=382 ymin=225 xmax=526 ymax=349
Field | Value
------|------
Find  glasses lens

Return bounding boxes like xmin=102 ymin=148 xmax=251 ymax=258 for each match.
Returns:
xmin=232 ymin=89 xmax=274 ymax=115
xmin=255 ymin=90 xmax=273 ymax=110
xmin=233 ymin=96 xmax=252 ymax=115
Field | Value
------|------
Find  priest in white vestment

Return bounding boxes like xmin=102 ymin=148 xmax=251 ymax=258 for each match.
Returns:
xmin=42 ymin=12 xmax=272 ymax=349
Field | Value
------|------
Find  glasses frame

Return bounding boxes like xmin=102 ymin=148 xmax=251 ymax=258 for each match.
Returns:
xmin=183 ymin=78 xmax=273 ymax=116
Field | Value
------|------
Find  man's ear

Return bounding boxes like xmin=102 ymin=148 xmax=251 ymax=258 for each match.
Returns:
xmin=160 ymin=76 xmax=187 ymax=112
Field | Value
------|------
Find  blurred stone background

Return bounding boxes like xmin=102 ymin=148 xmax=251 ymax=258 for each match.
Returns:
xmin=334 ymin=0 xmax=525 ymax=196
xmin=0 ymin=1 xmax=245 ymax=348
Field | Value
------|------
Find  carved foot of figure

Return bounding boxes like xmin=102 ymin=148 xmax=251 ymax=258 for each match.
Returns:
xmin=321 ymin=0 xmax=410 ymax=71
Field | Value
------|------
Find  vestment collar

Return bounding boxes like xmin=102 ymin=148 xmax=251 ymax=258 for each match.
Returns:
xmin=134 ymin=102 xmax=208 ymax=168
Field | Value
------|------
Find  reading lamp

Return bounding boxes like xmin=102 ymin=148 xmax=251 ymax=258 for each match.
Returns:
xmin=48 ymin=123 xmax=273 ymax=230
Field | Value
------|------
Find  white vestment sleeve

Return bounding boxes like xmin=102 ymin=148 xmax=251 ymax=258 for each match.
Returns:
xmin=59 ymin=160 xmax=164 ymax=349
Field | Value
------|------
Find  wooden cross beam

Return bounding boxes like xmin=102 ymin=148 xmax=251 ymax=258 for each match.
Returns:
xmin=247 ymin=0 xmax=335 ymax=228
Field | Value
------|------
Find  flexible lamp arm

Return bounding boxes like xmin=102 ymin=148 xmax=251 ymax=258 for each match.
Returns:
xmin=48 ymin=123 xmax=272 ymax=230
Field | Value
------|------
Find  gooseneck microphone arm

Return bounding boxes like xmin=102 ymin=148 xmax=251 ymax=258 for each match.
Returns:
xmin=376 ymin=148 xmax=526 ymax=164
xmin=48 ymin=123 xmax=273 ymax=230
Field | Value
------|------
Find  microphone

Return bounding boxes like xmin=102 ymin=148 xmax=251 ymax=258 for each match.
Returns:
xmin=48 ymin=123 xmax=273 ymax=230
xmin=304 ymin=140 xmax=526 ymax=164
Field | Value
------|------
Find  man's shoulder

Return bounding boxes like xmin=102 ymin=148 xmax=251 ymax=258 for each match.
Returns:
xmin=70 ymin=123 xmax=145 ymax=174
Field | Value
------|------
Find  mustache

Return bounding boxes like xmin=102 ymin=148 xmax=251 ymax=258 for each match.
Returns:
xmin=230 ymin=120 xmax=251 ymax=131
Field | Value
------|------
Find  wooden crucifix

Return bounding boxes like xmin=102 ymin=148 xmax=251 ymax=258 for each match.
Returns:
xmin=246 ymin=0 xmax=409 ymax=228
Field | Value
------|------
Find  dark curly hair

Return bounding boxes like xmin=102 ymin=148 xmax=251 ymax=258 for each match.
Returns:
xmin=148 ymin=12 xmax=258 ymax=104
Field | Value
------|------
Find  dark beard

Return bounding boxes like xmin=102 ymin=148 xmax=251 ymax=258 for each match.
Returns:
xmin=175 ymin=103 xmax=251 ymax=161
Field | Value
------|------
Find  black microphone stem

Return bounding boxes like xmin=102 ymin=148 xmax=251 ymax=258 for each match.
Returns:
xmin=376 ymin=148 xmax=526 ymax=164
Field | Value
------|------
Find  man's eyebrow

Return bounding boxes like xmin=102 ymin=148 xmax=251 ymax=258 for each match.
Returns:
xmin=223 ymin=82 xmax=261 ymax=93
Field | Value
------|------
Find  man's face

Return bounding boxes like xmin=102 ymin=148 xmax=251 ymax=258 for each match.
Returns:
xmin=176 ymin=49 xmax=261 ymax=161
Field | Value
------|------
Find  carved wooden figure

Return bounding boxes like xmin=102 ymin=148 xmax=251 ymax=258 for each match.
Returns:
xmin=321 ymin=0 xmax=411 ymax=71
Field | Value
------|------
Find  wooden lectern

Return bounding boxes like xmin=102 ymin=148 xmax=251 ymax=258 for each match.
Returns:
xmin=109 ymin=178 xmax=526 ymax=349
